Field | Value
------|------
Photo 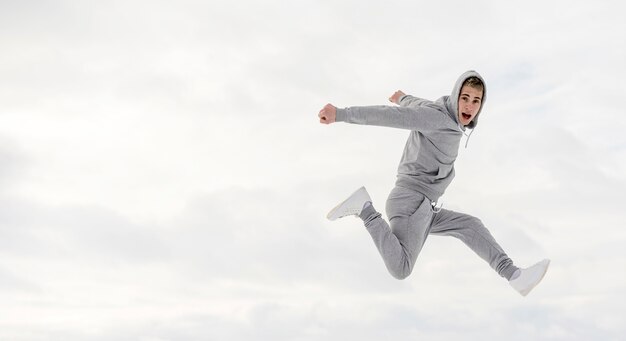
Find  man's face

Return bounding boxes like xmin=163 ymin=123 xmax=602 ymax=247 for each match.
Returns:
xmin=457 ymin=85 xmax=483 ymax=126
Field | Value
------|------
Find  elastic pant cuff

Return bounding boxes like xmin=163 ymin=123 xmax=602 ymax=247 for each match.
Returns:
xmin=359 ymin=202 xmax=380 ymax=225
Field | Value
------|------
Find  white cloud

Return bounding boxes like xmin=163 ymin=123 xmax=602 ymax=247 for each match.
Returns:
xmin=1 ymin=0 xmax=626 ymax=340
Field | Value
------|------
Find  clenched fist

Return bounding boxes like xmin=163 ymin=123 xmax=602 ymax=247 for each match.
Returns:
xmin=318 ymin=103 xmax=337 ymax=124
xmin=389 ymin=90 xmax=406 ymax=104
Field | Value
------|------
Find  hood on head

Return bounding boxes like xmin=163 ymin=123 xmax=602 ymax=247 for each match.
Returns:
xmin=445 ymin=70 xmax=487 ymax=130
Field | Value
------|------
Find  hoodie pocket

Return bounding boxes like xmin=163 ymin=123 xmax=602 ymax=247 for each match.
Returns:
xmin=436 ymin=165 xmax=453 ymax=180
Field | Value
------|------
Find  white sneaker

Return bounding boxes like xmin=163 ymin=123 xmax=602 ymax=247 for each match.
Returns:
xmin=509 ymin=259 xmax=550 ymax=296
xmin=326 ymin=186 xmax=372 ymax=221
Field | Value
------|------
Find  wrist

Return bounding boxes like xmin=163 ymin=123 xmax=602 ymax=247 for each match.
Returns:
xmin=335 ymin=108 xmax=347 ymax=122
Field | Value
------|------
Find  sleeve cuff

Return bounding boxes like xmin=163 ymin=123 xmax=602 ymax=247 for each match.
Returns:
xmin=336 ymin=108 xmax=347 ymax=122
xmin=398 ymin=95 xmax=410 ymax=104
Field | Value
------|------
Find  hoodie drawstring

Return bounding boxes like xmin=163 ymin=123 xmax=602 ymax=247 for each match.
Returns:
xmin=464 ymin=127 xmax=476 ymax=148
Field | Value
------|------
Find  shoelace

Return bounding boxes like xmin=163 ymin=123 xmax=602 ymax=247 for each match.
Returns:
xmin=340 ymin=208 xmax=362 ymax=217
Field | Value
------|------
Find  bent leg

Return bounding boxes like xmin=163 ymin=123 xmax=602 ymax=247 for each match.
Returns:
xmin=430 ymin=208 xmax=518 ymax=280
xmin=360 ymin=187 xmax=433 ymax=279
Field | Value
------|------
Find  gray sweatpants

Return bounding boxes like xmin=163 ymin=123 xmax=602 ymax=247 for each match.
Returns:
xmin=360 ymin=186 xmax=518 ymax=280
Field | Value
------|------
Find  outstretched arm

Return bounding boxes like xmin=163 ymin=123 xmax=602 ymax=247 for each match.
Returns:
xmin=317 ymin=91 xmax=445 ymax=132
xmin=336 ymin=105 xmax=442 ymax=132
xmin=319 ymin=89 xmax=407 ymax=124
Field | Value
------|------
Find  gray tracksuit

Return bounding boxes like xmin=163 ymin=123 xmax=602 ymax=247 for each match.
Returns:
xmin=335 ymin=71 xmax=518 ymax=280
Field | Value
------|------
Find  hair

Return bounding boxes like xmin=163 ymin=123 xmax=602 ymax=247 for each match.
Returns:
xmin=462 ymin=76 xmax=484 ymax=92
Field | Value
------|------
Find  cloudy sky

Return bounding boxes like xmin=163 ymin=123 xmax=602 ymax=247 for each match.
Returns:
xmin=1 ymin=0 xmax=625 ymax=340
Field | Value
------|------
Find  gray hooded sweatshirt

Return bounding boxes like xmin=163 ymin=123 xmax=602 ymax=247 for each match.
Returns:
xmin=335 ymin=70 xmax=486 ymax=202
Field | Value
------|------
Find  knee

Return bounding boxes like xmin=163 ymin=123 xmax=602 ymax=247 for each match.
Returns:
xmin=466 ymin=216 xmax=484 ymax=228
xmin=391 ymin=271 xmax=411 ymax=280
xmin=388 ymin=265 xmax=413 ymax=280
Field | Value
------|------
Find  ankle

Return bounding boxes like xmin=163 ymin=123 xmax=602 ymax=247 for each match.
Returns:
xmin=359 ymin=201 xmax=378 ymax=223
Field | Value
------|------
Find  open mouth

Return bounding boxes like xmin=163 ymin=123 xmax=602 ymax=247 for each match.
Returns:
xmin=461 ymin=113 xmax=472 ymax=120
